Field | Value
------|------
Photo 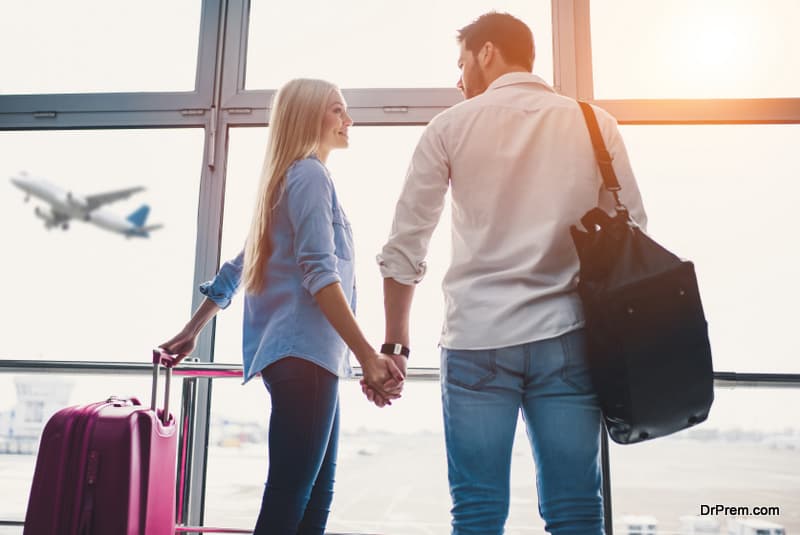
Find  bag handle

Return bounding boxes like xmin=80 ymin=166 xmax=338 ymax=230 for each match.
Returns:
xmin=151 ymin=349 xmax=175 ymax=425
xmin=577 ymin=101 xmax=628 ymax=214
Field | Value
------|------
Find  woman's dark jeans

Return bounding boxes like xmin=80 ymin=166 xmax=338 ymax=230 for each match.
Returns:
xmin=254 ymin=357 xmax=340 ymax=535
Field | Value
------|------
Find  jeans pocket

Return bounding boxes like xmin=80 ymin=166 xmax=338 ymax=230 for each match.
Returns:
xmin=444 ymin=349 xmax=497 ymax=390
xmin=559 ymin=330 xmax=595 ymax=395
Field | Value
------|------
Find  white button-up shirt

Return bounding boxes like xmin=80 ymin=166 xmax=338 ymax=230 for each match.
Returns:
xmin=378 ymin=72 xmax=647 ymax=350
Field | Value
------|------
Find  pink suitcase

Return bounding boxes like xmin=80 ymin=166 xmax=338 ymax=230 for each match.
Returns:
xmin=23 ymin=352 xmax=178 ymax=535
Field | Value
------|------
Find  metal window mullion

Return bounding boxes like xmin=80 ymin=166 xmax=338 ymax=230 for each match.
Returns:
xmin=219 ymin=87 xmax=462 ymax=127
xmin=181 ymin=0 xmax=237 ymax=529
xmin=0 ymin=100 xmax=210 ymax=130
xmin=594 ymin=98 xmax=800 ymax=125
xmin=194 ymin=0 xmax=226 ymax=106
xmin=0 ymin=110 xmax=208 ymax=130
xmin=551 ymin=0 xmax=594 ymax=100
xmin=220 ymin=0 xmax=249 ymax=105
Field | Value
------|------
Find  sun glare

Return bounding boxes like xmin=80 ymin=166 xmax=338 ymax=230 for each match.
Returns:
xmin=670 ymin=3 xmax=752 ymax=97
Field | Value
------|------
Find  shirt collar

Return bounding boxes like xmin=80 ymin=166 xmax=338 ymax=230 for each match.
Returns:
xmin=485 ymin=72 xmax=555 ymax=93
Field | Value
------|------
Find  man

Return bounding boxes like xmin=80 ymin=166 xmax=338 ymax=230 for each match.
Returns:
xmin=372 ymin=12 xmax=646 ymax=535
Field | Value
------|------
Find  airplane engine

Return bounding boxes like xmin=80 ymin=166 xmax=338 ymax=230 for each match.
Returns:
xmin=34 ymin=206 xmax=56 ymax=228
xmin=66 ymin=191 xmax=88 ymax=210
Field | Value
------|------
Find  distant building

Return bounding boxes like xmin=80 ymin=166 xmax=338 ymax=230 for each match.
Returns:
xmin=681 ymin=515 xmax=720 ymax=533
xmin=618 ymin=515 xmax=658 ymax=534
xmin=0 ymin=377 xmax=73 ymax=454
xmin=727 ymin=518 xmax=785 ymax=535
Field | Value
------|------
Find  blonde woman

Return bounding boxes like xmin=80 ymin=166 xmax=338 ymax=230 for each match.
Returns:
xmin=160 ymin=78 xmax=404 ymax=534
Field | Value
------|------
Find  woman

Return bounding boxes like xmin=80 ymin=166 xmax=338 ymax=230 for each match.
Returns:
xmin=160 ymin=78 xmax=404 ymax=534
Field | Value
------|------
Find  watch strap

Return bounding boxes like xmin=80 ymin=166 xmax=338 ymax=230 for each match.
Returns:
xmin=380 ymin=343 xmax=410 ymax=358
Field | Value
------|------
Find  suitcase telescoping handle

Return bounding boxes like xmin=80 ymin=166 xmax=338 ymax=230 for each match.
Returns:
xmin=151 ymin=349 xmax=176 ymax=425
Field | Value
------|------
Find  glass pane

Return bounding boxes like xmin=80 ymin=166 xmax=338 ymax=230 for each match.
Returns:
xmin=0 ymin=129 xmax=203 ymax=362
xmin=619 ymin=124 xmax=800 ymax=373
xmin=216 ymin=126 xmax=449 ymax=369
xmin=610 ymin=387 xmax=800 ymax=534
xmin=246 ymin=1 xmax=553 ymax=89
xmin=0 ymin=372 xmax=185 ymax=525
xmin=0 ymin=1 xmax=201 ymax=94
xmin=591 ymin=0 xmax=800 ymax=98
xmin=204 ymin=378 xmax=545 ymax=533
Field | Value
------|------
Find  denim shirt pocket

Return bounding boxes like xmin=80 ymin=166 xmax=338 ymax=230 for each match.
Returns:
xmin=332 ymin=206 xmax=353 ymax=261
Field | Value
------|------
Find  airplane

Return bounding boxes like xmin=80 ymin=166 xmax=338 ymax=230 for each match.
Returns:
xmin=9 ymin=172 xmax=163 ymax=238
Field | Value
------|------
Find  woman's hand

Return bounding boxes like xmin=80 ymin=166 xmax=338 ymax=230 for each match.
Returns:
xmin=158 ymin=298 xmax=221 ymax=366
xmin=158 ymin=328 xmax=197 ymax=366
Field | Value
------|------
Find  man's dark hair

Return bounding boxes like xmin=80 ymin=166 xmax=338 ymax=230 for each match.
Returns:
xmin=457 ymin=12 xmax=534 ymax=71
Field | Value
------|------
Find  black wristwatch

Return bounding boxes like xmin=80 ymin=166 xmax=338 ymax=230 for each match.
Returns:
xmin=380 ymin=343 xmax=410 ymax=359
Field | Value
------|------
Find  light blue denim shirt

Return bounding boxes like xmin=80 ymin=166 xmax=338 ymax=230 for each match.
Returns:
xmin=199 ymin=157 xmax=356 ymax=383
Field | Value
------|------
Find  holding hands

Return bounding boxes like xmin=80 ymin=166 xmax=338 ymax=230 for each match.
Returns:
xmin=360 ymin=351 xmax=408 ymax=408
xmin=359 ymin=351 xmax=406 ymax=407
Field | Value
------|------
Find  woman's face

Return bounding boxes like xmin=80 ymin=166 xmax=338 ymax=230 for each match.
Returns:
xmin=318 ymin=90 xmax=353 ymax=154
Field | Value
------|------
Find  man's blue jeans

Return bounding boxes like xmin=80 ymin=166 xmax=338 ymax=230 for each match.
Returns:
xmin=440 ymin=329 xmax=604 ymax=535
xmin=254 ymin=357 xmax=340 ymax=535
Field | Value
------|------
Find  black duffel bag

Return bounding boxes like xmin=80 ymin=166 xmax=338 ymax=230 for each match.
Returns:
xmin=570 ymin=101 xmax=714 ymax=445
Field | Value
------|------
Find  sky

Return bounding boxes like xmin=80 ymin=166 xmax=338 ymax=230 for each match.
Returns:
xmin=0 ymin=0 xmax=799 ymax=437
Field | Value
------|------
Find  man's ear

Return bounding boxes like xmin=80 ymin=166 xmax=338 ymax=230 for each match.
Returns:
xmin=480 ymin=42 xmax=496 ymax=67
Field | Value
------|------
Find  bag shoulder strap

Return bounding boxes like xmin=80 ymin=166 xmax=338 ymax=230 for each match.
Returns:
xmin=578 ymin=101 xmax=621 ymax=192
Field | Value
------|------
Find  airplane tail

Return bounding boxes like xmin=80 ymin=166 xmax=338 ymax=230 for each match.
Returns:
xmin=126 ymin=204 xmax=151 ymax=227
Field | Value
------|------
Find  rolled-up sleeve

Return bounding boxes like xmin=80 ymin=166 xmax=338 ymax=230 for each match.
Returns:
xmin=199 ymin=251 xmax=243 ymax=309
xmin=286 ymin=160 xmax=342 ymax=296
xmin=377 ymin=122 xmax=450 ymax=285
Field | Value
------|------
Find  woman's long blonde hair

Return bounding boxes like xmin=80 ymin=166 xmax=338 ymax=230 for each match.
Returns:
xmin=242 ymin=78 xmax=338 ymax=294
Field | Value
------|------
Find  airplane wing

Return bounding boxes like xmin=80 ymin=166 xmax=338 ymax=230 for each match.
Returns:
xmin=84 ymin=186 xmax=145 ymax=211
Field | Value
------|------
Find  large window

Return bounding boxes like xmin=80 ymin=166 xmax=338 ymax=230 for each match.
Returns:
xmin=0 ymin=0 xmax=202 ymax=94
xmin=590 ymin=0 xmax=800 ymax=99
xmin=0 ymin=130 xmax=204 ymax=363
xmin=245 ymin=0 xmax=553 ymax=89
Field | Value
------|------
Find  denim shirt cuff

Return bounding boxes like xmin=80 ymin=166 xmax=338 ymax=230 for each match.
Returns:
xmin=199 ymin=280 xmax=233 ymax=309
xmin=305 ymin=271 xmax=342 ymax=296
